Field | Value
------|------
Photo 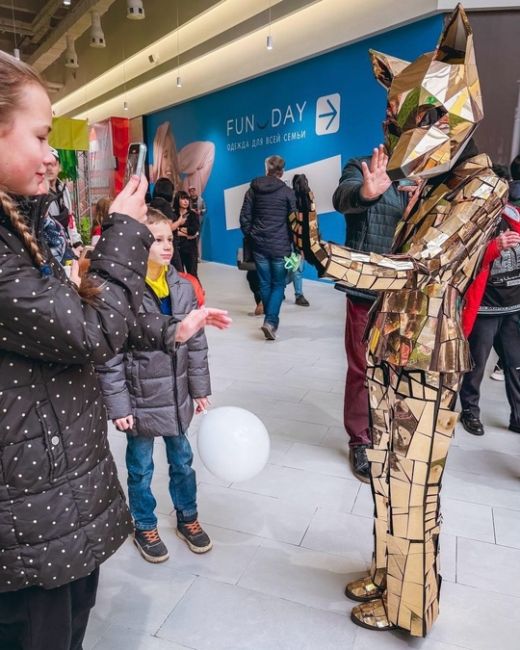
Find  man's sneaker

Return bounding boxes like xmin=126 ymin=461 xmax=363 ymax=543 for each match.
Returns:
xmin=460 ymin=410 xmax=485 ymax=436
xmin=261 ymin=322 xmax=277 ymax=340
xmin=254 ymin=303 xmax=264 ymax=316
xmin=295 ymin=294 xmax=310 ymax=307
xmin=134 ymin=528 xmax=169 ymax=563
xmin=176 ymin=520 xmax=213 ymax=554
xmin=350 ymin=445 xmax=371 ymax=483
xmin=490 ymin=363 xmax=505 ymax=381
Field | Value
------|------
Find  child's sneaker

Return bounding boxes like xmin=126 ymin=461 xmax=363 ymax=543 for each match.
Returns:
xmin=176 ymin=520 xmax=213 ymax=554
xmin=134 ymin=528 xmax=169 ymax=563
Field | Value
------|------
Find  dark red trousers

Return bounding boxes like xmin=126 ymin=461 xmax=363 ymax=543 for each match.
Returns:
xmin=344 ymin=297 xmax=372 ymax=447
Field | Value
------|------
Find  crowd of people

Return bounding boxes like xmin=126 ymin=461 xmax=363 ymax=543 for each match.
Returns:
xmin=1 ymin=6 xmax=520 ymax=645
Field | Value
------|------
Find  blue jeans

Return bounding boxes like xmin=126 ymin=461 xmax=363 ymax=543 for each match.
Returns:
xmin=125 ymin=433 xmax=197 ymax=531
xmin=253 ymin=251 xmax=286 ymax=328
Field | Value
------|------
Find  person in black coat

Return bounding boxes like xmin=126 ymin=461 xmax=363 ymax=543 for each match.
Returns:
xmin=149 ymin=177 xmax=183 ymax=272
xmin=174 ymin=190 xmax=200 ymax=278
xmin=240 ymin=155 xmax=297 ymax=340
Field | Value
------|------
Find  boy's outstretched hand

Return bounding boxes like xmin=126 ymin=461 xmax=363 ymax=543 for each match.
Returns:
xmin=113 ymin=415 xmax=134 ymax=431
xmin=194 ymin=397 xmax=210 ymax=414
xmin=174 ymin=308 xmax=232 ymax=344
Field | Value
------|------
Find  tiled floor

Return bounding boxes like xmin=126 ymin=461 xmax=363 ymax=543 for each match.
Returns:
xmin=85 ymin=263 xmax=520 ymax=650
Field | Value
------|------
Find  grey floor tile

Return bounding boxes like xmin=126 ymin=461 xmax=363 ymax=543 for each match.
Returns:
xmin=157 ymin=577 xmax=356 ymax=650
xmin=195 ymin=482 xmax=316 ymax=544
xmin=429 ymin=581 xmax=520 ymax=650
xmin=300 ymin=507 xmax=373 ymax=563
xmin=154 ymin=517 xmax=262 ymax=585
xmin=493 ymin=505 xmax=520 ymax=548
xmin=457 ymin=537 xmax=520 ymax=597
xmin=353 ymin=627 xmax=470 ymax=650
xmin=261 ymin=415 xmax=329 ymax=445
xmin=92 ymin=551 xmax=195 ymax=634
xmin=237 ymin=543 xmax=366 ymax=614
xmin=92 ymin=624 xmax=193 ymax=649
xmin=230 ymin=463 xmax=360 ymax=513
xmin=283 ymin=441 xmax=352 ymax=478
xmin=442 ymin=497 xmax=495 ymax=543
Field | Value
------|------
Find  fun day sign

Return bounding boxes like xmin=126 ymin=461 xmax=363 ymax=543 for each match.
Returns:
xmin=144 ymin=14 xmax=443 ymax=268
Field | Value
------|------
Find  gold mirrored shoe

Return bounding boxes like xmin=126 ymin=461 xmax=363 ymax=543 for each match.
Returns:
xmin=350 ymin=598 xmax=396 ymax=632
xmin=344 ymin=575 xmax=384 ymax=602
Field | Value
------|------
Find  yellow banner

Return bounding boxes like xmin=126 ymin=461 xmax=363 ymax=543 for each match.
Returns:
xmin=49 ymin=117 xmax=89 ymax=151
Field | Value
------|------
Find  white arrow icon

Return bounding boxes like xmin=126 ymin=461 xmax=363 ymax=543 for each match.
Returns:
xmin=315 ymin=93 xmax=341 ymax=135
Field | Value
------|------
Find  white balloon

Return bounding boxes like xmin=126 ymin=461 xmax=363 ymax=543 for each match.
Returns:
xmin=197 ymin=407 xmax=270 ymax=483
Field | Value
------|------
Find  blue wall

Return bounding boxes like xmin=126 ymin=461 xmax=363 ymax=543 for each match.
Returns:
xmin=144 ymin=14 xmax=444 ymax=276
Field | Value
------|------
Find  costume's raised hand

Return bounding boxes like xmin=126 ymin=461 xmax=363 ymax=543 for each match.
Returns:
xmin=360 ymin=145 xmax=392 ymax=201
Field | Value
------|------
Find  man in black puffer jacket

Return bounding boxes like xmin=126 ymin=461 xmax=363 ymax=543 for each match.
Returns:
xmin=332 ymin=146 xmax=408 ymax=482
xmin=240 ymin=155 xmax=297 ymax=340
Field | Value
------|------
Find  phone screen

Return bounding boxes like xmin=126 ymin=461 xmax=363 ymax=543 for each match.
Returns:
xmin=124 ymin=143 xmax=147 ymax=184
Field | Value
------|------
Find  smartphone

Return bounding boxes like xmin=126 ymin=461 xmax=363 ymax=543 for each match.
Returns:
xmin=398 ymin=178 xmax=416 ymax=187
xmin=125 ymin=142 xmax=147 ymax=184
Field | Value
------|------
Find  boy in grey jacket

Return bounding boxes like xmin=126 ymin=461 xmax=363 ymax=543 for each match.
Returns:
xmin=97 ymin=208 xmax=212 ymax=562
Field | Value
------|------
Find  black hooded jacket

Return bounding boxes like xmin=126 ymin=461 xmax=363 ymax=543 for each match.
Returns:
xmin=0 ymin=197 xmax=180 ymax=593
xmin=240 ymin=175 xmax=296 ymax=258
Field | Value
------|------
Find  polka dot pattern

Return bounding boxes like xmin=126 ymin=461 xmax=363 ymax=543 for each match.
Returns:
xmin=0 ymin=211 xmax=153 ymax=592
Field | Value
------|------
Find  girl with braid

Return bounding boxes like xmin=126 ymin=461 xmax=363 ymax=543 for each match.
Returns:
xmin=0 ymin=51 xmax=230 ymax=650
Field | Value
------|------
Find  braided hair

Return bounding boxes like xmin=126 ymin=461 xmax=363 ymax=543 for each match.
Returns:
xmin=0 ymin=51 xmax=100 ymax=302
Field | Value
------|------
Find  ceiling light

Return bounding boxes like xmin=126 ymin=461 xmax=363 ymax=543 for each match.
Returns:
xmin=127 ymin=0 xmax=145 ymax=20
xmin=90 ymin=11 xmax=106 ymax=48
xmin=64 ymin=35 xmax=79 ymax=68
xmin=123 ymin=100 xmax=129 ymax=111
xmin=63 ymin=0 xmax=71 ymax=6
xmin=176 ymin=76 xmax=182 ymax=88
xmin=13 ymin=48 xmax=20 ymax=60
xmin=266 ymin=34 xmax=273 ymax=50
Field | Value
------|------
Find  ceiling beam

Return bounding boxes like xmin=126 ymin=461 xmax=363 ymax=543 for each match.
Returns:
xmin=0 ymin=17 xmax=34 ymax=37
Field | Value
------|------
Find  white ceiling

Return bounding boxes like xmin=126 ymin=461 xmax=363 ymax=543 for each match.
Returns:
xmin=47 ymin=0 xmax=517 ymax=123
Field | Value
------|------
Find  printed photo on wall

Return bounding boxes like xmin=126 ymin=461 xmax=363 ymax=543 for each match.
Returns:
xmin=150 ymin=121 xmax=215 ymax=196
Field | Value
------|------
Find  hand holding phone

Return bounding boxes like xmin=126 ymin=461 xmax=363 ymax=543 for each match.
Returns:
xmin=124 ymin=142 xmax=147 ymax=185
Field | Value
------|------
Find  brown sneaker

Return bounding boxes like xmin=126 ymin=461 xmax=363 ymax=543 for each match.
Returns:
xmin=254 ymin=303 xmax=264 ymax=316
xmin=176 ymin=520 xmax=213 ymax=554
xmin=134 ymin=528 xmax=169 ymax=563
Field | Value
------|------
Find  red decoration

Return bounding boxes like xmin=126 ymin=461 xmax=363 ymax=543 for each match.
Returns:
xmin=111 ymin=117 xmax=130 ymax=194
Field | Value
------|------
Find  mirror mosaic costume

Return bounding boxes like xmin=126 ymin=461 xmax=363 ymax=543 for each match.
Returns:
xmin=291 ymin=4 xmax=508 ymax=637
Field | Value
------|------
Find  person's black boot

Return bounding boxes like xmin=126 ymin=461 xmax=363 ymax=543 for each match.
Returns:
xmin=460 ymin=410 xmax=485 ymax=436
xmin=350 ymin=444 xmax=371 ymax=483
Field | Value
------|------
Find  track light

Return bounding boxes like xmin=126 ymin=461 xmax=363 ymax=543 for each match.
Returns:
xmin=266 ymin=34 xmax=273 ymax=50
xmin=64 ymin=35 xmax=79 ymax=68
xmin=123 ymin=101 xmax=129 ymax=111
xmin=176 ymin=76 xmax=182 ymax=88
xmin=90 ymin=11 xmax=106 ymax=48
xmin=13 ymin=48 xmax=20 ymax=60
xmin=127 ymin=0 xmax=145 ymax=20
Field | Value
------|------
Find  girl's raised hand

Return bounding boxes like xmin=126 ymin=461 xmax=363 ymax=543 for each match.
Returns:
xmin=109 ymin=175 xmax=148 ymax=223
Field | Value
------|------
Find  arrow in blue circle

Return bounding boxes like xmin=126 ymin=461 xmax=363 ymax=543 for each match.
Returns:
xmin=318 ymin=99 xmax=338 ymax=130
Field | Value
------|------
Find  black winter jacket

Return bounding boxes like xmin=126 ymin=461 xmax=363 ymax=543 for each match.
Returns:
xmin=0 ymin=199 xmax=179 ymax=593
xmin=240 ymin=176 xmax=296 ymax=258
xmin=332 ymin=157 xmax=406 ymax=302
xmin=96 ymin=267 xmax=210 ymax=437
